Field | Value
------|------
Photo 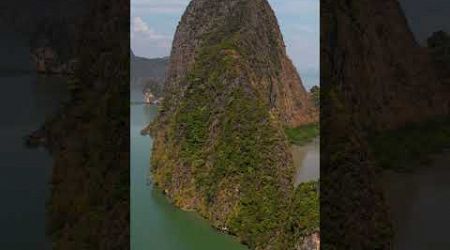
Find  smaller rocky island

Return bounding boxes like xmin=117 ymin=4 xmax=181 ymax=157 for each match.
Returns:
xmin=143 ymin=89 xmax=163 ymax=105
xmin=28 ymin=16 xmax=82 ymax=75
xmin=30 ymin=46 xmax=78 ymax=75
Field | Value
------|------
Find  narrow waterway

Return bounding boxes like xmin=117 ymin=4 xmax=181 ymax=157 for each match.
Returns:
xmin=0 ymin=31 xmax=69 ymax=248
xmin=130 ymin=104 xmax=247 ymax=250
xmin=292 ymin=137 xmax=320 ymax=185
xmin=382 ymin=152 xmax=450 ymax=250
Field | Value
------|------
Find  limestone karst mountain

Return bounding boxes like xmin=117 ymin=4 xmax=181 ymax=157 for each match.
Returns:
xmin=150 ymin=0 xmax=318 ymax=249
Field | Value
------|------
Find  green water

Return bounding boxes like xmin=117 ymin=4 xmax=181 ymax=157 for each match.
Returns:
xmin=0 ymin=31 xmax=69 ymax=248
xmin=292 ymin=137 xmax=320 ymax=186
xmin=382 ymin=152 xmax=450 ymax=249
xmin=131 ymin=104 xmax=247 ymax=250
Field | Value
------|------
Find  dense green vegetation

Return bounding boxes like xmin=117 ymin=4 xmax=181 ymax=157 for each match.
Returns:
xmin=285 ymin=123 xmax=319 ymax=146
xmin=369 ymin=116 xmax=450 ymax=171
xmin=285 ymin=181 xmax=319 ymax=240
xmin=154 ymin=38 xmax=292 ymax=248
xmin=143 ymin=79 xmax=163 ymax=97
xmin=310 ymin=85 xmax=320 ymax=108
xmin=152 ymin=36 xmax=320 ymax=248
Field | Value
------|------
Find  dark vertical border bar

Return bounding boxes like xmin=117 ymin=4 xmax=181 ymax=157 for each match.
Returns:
xmin=321 ymin=0 xmax=450 ymax=249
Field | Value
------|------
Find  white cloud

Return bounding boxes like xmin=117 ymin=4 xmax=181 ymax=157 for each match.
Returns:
xmin=131 ymin=16 xmax=172 ymax=58
xmin=131 ymin=17 xmax=165 ymax=41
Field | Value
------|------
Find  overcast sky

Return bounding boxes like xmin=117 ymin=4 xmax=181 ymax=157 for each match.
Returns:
xmin=131 ymin=0 xmax=320 ymax=89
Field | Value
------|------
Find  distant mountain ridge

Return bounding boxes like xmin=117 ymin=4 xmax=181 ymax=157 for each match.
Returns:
xmin=130 ymin=50 xmax=168 ymax=82
xmin=130 ymin=50 xmax=168 ymax=98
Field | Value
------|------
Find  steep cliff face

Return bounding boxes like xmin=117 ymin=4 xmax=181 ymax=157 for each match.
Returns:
xmin=322 ymin=0 xmax=447 ymax=132
xmin=151 ymin=0 xmax=318 ymax=249
xmin=162 ymin=0 xmax=316 ymax=127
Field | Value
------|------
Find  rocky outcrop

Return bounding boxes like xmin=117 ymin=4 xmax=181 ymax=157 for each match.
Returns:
xmin=31 ymin=46 xmax=77 ymax=74
xmin=297 ymin=233 xmax=320 ymax=250
xmin=29 ymin=13 xmax=83 ymax=75
xmin=151 ymin=0 xmax=318 ymax=249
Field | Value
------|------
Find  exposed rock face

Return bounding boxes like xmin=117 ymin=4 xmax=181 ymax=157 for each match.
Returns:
xmin=31 ymin=46 xmax=77 ymax=74
xmin=163 ymin=0 xmax=316 ymax=127
xmin=297 ymin=233 xmax=320 ymax=250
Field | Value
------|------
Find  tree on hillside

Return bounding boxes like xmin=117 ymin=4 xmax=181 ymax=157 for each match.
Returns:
xmin=310 ymin=85 xmax=320 ymax=108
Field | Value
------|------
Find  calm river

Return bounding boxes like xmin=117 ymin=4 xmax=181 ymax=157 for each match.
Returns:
xmin=292 ymin=137 xmax=320 ymax=185
xmin=0 ymin=31 xmax=69 ymax=249
xmin=382 ymin=152 xmax=450 ymax=249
